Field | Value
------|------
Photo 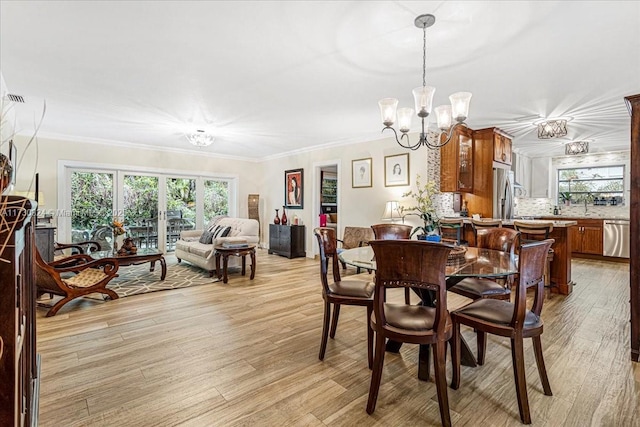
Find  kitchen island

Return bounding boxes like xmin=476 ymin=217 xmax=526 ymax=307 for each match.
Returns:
xmin=462 ymin=218 xmax=577 ymax=295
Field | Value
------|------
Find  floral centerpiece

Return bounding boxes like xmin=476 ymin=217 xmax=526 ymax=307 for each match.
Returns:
xmin=400 ymin=174 xmax=440 ymax=239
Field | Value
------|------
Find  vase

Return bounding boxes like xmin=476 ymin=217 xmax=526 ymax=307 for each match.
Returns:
xmin=274 ymin=209 xmax=280 ymax=225
xmin=281 ymin=206 xmax=288 ymax=225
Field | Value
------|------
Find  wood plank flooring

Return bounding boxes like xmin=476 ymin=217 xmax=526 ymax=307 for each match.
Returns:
xmin=36 ymin=251 xmax=640 ymax=426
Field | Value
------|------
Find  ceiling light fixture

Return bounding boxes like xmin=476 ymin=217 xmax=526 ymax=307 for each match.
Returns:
xmin=565 ymin=140 xmax=590 ymax=155
xmin=378 ymin=14 xmax=472 ymax=150
xmin=187 ymin=130 xmax=214 ymax=147
xmin=535 ymin=118 xmax=569 ymax=139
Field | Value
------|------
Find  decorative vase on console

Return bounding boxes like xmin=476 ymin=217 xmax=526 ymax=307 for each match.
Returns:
xmin=274 ymin=209 xmax=280 ymax=225
xmin=281 ymin=206 xmax=288 ymax=225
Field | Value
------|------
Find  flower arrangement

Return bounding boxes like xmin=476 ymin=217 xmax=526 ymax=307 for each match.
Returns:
xmin=400 ymin=175 xmax=440 ymax=238
xmin=112 ymin=218 xmax=126 ymax=236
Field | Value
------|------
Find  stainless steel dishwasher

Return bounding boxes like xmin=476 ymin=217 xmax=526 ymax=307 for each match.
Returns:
xmin=603 ymin=219 xmax=630 ymax=258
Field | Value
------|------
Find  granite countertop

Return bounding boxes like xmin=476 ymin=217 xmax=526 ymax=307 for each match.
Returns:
xmin=529 ymin=215 xmax=629 ymax=221
xmin=460 ymin=218 xmax=578 ymax=227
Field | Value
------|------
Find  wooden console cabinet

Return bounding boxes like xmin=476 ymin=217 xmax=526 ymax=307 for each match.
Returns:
xmin=35 ymin=225 xmax=56 ymax=263
xmin=0 ymin=196 xmax=40 ymax=426
xmin=268 ymin=224 xmax=306 ymax=258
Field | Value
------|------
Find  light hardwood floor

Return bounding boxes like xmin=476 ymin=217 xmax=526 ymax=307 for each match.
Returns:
xmin=36 ymin=251 xmax=640 ymax=426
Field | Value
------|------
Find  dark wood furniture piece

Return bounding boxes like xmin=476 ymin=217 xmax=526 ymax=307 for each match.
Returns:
xmin=451 ymin=239 xmax=555 ymax=425
xmin=339 ymin=245 xmax=519 ymax=376
xmin=470 ymin=218 xmax=502 ymax=246
xmin=0 ymin=196 xmax=40 ymax=426
xmin=54 ymin=240 xmax=101 ymax=258
xmin=570 ymin=218 xmax=603 ymax=255
xmin=35 ymin=225 xmax=56 ymax=262
xmin=314 ymin=227 xmax=374 ymax=368
xmin=91 ymin=248 xmax=167 ymax=280
xmin=626 ymin=93 xmax=640 ymax=362
xmin=36 ymin=249 xmax=120 ymax=317
xmin=438 ymin=217 xmax=464 ymax=245
xmin=268 ymin=224 xmax=306 ymax=258
xmin=337 ymin=226 xmax=374 ymax=274
xmin=448 ymin=227 xmax=520 ymax=364
xmin=371 ymin=223 xmax=413 ymax=304
xmin=214 ymin=244 xmax=256 ymax=284
xmin=366 ymin=240 xmax=453 ymax=427
xmin=440 ymin=125 xmax=474 ymax=193
xmin=513 ymin=221 xmax=555 ymax=289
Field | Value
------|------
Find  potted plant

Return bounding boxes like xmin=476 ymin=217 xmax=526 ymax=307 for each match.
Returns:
xmin=400 ymin=175 xmax=440 ymax=240
xmin=559 ymin=192 xmax=571 ymax=206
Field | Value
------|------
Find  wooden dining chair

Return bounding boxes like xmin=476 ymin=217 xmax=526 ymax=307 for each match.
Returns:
xmin=513 ymin=221 xmax=554 ymax=288
xmin=313 ymin=227 xmax=374 ymax=368
xmin=448 ymin=227 xmax=520 ymax=364
xmin=370 ymin=223 xmax=413 ymax=303
xmin=451 ymin=239 xmax=555 ymax=425
xmin=366 ymin=240 xmax=454 ymax=426
xmin=470 ymin=218 xmax=502 ymax=246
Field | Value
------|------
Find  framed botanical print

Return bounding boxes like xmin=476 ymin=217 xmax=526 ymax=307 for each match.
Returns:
xmin=284 ymin=168 xmax=303 ymax=209
xmin=352 ymin=158 xmax=372 ymax=188
xmin=384 ymin=153 xmax=409 ymax=187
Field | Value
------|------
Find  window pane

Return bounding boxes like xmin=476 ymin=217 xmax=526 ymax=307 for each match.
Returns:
xmin=204 ymin=180 xmax=229 ymax=223
xmin=71 ymin=171 xmax=113 ymax=246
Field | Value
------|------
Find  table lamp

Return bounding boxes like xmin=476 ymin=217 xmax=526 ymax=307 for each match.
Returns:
xmin=381 ymin=201 xmax=402 ymax=222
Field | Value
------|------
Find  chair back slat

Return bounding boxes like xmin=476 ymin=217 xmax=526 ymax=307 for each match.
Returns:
xmin=512 ymin=239 xmax=554 ymax=323
xmin=513 ymin=221 xmax=554 ymax=240
xmin=370 ymin=224 xmax=412 ymax=240
xmin=314 ymin=227 xmax=342 ymax=289
xmin=369 ymin=240 xmax=452 ymax=334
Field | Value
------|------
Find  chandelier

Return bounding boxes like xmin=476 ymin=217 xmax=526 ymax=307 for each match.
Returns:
xmin=565 ymin=140 xmax=589 ymax=155
xmin=186 ymin=130 xmax=214 ymax=147
xmin=378 ymin=14 xmax=472 ymax=150
xmin=535 ymin=118 xmax=569 ymax=139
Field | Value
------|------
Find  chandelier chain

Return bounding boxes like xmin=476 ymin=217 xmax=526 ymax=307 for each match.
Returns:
xmin=422 ymin=24 xmax=427 ymax=88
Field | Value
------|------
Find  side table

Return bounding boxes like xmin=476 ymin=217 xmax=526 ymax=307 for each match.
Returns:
xmin=214 ymin=244 xmax=256 ymax=284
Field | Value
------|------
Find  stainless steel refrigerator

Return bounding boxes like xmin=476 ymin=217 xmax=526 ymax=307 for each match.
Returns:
xmin=493 ymin=168 xmax=515 ymax=220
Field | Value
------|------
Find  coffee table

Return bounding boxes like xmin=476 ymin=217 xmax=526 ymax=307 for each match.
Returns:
xmin=91 ymin=248 xmax=167 ymax=280
xmin=214 ymin=244 xmax=256 ymax=284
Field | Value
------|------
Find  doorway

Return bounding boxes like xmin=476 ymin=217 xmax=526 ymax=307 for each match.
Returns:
xmin=313 ymin=160 xmax=341 ymax=256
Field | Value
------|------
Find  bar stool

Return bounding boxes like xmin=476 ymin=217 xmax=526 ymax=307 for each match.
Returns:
xmin=470 ymin=218 xmax=502 ymax=246
xmin=513 ymin=221 xmax=554 ymax=288
xmin=438 ymin=218 xmax=464 ymax=245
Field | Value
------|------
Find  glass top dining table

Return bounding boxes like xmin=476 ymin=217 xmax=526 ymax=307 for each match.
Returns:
xmin=338 ymin=245 xmax=518 ymax=281
xmin=338 ymin=243 xmax=518 ymax=376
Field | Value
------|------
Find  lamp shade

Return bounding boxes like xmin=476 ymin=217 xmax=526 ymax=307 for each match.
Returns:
xmin=434 ymin=105 xmax=452 ymax=130
xmin=379 ymin=98 xmax=398 ymax=126
xmin=450 ymin=92 xmax=472 ymax=121
xmin=381 ymin=201 xmax=402 ymax=221
xmin=397 ymin=108 xmax=414 ymax=133
xmin=412 ymin=86 xmax=435 ymax=117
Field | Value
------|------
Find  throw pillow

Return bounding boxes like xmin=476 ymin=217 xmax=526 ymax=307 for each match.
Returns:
xmin=211 ymin=225 xmax=232 ymax=240
xmin=198 ymin=229 xmax=214 ymax=244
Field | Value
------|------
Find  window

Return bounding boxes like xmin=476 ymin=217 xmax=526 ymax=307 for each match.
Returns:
xmin=557 ymin=165 xmax=624 ymax=204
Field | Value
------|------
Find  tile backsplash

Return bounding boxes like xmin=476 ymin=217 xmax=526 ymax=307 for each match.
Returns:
xmin=516 ymin=197 xmax=629 ymax=218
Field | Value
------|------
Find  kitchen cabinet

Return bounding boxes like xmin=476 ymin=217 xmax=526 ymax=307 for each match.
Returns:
xmin=530 ymin=157 xmax=551 ymax=198
xmin=493 ymin=131 xmax=513 ymax=166
xmin=570 ymin=218 xmax=603 ymax=255
xmin=440 ymin=126 xmax=474 ymax=193
xmin=269 ymin=224 xmax=306 ymax=258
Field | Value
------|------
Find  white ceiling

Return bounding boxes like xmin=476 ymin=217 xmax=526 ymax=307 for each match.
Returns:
xmin=1 ymin=1 xmax=639 ymax=160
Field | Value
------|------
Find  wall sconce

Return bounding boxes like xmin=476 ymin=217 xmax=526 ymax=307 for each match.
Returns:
xmin=565 ymin=140 xmax=590 ymax=155
xmin=381 ymin=201 xmax=403 ymax=222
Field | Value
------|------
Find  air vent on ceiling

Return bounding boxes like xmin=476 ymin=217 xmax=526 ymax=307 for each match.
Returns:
xmin=6 ymin=93 xmax=25 ymax=103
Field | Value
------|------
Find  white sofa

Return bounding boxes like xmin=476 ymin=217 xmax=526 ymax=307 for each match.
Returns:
xmin=175 ymin=217 xmax=259 ymax=276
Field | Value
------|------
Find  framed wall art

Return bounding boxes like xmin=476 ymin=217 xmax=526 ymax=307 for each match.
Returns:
xmin=352 ymin=157 xmax=372 ymax=188
xmin=384 ymin=153 xmax=409 ymax=187
xmin=284 ymin=168 xmax=304 ymax=209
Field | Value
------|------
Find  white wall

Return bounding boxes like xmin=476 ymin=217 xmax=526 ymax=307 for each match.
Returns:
xmin=12 ymin=132 xmax=438 ymax=257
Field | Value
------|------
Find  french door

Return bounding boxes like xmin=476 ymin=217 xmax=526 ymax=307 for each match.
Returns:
xmin=62 ymin=164 xmax=233 ymax=253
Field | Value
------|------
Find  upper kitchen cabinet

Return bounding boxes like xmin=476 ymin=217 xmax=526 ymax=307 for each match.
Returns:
xmin=440 ymin=126 xmax=474 ymax=193
xmin=530 ymin=157 xmax=551 ymax=198
xmin=493 ymin=130 xmax=513 ymax=166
